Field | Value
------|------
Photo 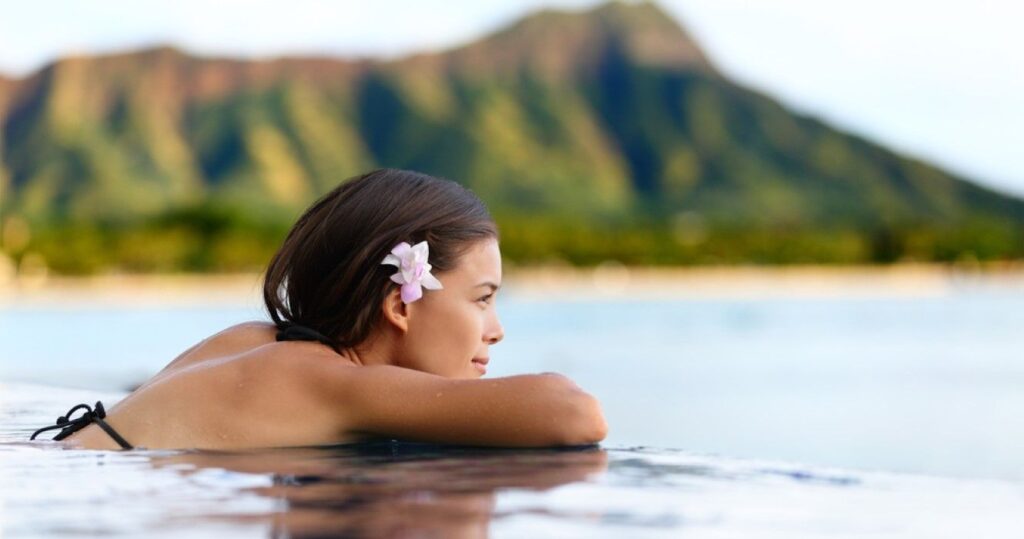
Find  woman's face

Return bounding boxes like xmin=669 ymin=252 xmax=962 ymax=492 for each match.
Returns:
xmin=399 ymin=238 xmax=504 ymax=379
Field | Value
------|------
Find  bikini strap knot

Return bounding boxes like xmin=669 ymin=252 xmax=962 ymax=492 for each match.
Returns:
xmin=29 ymin=401 xmax=133 ymax=450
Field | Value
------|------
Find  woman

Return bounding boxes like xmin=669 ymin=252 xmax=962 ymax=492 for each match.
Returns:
xmin=32 ymin=169 xmax=607 ymax=450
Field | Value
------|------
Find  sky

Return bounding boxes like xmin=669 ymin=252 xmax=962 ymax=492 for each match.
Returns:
xmin=1 ymin=0 xmax=1022 ymax=197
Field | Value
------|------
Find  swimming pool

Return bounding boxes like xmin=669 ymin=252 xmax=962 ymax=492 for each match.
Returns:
xmin=3 ymin=381 xmax=1023 ymax=538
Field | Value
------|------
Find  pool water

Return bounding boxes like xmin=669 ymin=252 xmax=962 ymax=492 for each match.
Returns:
xmin=4 ymin=281 xmax=1024 ymax=536
xmin=3 ymin=382 xmax=1023 ymax=538
xmin=4 ymin=287 xmax=1024 ymax=480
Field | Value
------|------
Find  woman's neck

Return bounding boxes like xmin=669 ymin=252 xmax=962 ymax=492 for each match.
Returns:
xmin=346 ymin=328 xmax=400 ymax=368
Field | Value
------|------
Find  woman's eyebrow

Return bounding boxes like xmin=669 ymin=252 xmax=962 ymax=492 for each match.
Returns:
xmin=475 ymin=282 xmax=500 ymax=291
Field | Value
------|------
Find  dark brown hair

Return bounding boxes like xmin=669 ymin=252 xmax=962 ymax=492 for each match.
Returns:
xmin=263 ymin=168 xmax=498 ymax=350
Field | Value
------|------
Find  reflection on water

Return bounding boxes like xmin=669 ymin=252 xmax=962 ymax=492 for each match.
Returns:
xmin=4 ymin=383 xmax=1024 ymax=538
xmin=1 ymin=382 xmax=605 ymax=538
xmin=156 ymin=443 xmax=607 ymax=538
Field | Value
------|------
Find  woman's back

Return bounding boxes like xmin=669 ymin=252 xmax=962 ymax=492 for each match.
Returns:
xmin=66 ymin=323 xmax=356 ymax=450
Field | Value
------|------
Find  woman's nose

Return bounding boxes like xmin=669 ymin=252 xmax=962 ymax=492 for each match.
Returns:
xmin=485 ymin=316 xmax=504 ymax=345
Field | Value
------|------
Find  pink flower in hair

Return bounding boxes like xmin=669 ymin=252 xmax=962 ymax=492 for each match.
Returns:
xmin=381 ymin=241 xmax=444 ymax=303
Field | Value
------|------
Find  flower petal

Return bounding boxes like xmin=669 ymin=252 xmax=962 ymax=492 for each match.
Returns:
xmin=390 ymin=272 xmax=405 ymax=284
xmin=381 ymin=254 xmax=402 ymax=267
xmin=401 ymin=263 xmax=418 ymax=283
xmin=411 ymin=241 xmax=429 ymax=259
xmin=401 ymin=282 xmax=423 ymax=303
xmin=420 ymin=271 xmax=443 ymax=290
xmin=391 ymin=242 xmax=412 ymax=258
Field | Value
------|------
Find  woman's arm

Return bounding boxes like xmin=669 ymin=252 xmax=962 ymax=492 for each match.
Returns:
xmin=314 ymin=364 xmax=607 ymax=447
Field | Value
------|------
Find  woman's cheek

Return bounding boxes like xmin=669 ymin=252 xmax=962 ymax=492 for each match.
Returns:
xmin=414 ymin=316 xmax=471 ymax=377
xmin=448 ymin=319 xmax=478 ymax=377
xmin=405 ymin=316 xmax=445 ymax=374
xmin=407 ymin=301 xmax=482 ymax=377
xmin=442 ymin=308 xmax=479 ymax=378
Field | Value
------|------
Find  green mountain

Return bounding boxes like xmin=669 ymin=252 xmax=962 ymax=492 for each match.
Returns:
xmin=1 ymin=1 xmax=1022 ymax=272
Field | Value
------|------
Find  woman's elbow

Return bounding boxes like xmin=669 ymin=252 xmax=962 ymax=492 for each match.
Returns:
xmin=530 ymin=373 xmax=607 ymax=446
xmin=558 ymin=392 xmax=608 ymax=446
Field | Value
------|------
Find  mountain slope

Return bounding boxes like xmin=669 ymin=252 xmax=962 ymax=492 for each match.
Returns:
xmin=1 ymin=0 xmax=1021 ymax=270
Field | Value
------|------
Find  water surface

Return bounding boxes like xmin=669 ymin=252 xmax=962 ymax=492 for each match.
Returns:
xmin=3 ymin=283 xmax=1023 ymax=480
xmin=3 ymin=382 xmax=1022 ymax=538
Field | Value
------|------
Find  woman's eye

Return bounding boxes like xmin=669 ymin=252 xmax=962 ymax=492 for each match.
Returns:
xmin=477 ymin=294 xmax=493 ymax=304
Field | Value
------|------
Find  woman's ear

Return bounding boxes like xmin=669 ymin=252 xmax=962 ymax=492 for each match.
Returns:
xmin=380 ymin=287 xmax=410 ymax=333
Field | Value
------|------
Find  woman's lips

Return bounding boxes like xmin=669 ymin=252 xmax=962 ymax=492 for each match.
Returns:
xmin=472 ymin=357 xmax=489 ymax=374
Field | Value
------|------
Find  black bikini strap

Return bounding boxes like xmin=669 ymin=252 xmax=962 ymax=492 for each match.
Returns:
xmin=276 ymin=322 xmax=335 ymax=347
xmin=91 ymin=415 xmax=134 ymax=450
xmin=30 ymin=401 xmax=134 ymax=450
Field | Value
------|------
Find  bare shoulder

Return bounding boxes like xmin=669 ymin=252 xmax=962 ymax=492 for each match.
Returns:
xmin=154 ymin=321 xmax=279 ymax=377
xmin=240 ymin=339 xmax=355 ymax=384
xmin=205 ymin=320 xmax=279 ymax=346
